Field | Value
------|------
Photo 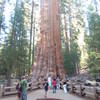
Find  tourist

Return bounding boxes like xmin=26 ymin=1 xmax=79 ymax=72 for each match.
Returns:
xmin=16 ymin=83 xmax=21 ymax=100
xmin=56 ymin=75 xmax=60 ymax=89
xmin=52 ymin=78 xmax=56 ymax=93
xmin=20 ymin=76 xmax=27 ymax=100
xmin=44 ymin=79 xmax=48 ymax=98
xmin=63 ymin=81 xmax=67 ymax=93
xmin=48 ymin=75 xmax=52 ymax=89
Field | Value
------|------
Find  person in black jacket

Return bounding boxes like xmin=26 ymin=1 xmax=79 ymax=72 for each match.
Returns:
xmin=43 ymin=79 xmax=48 ymax=98
xmin=16 ymin=83 xmax=21 ymax=100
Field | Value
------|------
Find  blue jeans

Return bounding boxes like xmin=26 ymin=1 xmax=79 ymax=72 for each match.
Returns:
xmin=53 ymin=86 xmax=56 ymax=93
xmin=21 ymin=90 xmax=27 ymax=100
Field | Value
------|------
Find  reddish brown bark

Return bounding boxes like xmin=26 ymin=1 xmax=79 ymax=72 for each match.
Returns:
xmin=32 ymin=0 xmax=65 ymax=83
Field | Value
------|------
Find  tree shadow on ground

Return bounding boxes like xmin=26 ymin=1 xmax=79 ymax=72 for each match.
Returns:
xmin=37 ymin=98 xmax=63 ymax=100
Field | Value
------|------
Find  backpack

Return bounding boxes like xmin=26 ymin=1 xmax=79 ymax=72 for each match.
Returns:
xmin=16 ymin=83 xmax=19 ymax=90
xmin=19 ymin=85 xmax=22 ymax=92
xmin=16 ymin=83 xmax=22 ymax=92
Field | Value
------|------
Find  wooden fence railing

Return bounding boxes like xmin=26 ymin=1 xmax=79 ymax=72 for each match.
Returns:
xmin=66 ymin=82 xmax=100 ymax=100
xmin=0 ymin=82 xmax=39 ymax=97
xmin=0 ymin=81 xmax=100 ymax=100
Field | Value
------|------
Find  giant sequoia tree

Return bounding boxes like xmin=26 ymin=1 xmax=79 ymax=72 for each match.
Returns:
xmin=0 ymin=0 xmax=100 ymax=84
xmin=32 ymin=0 xmax=65 ymax=83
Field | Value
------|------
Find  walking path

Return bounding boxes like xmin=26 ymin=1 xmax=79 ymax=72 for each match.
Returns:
xmin=1 ymin=89 xmax=87 ymax=100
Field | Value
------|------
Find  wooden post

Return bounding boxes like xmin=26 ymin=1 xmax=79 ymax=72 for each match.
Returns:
xmin=0 ymin=84 xmax=4 ymax=97
xmin=80 ymin=84 xmax=85 ymax=96
xmin=94 ymin=86 xmax=97 ymax=100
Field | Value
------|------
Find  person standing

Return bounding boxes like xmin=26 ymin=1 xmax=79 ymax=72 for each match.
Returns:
xmin=44 ymin=79 xmax=48 ymax=98
xmin=56 ymin=75 xmax=60 ymax=89
xmin=63 ymin=81 xmax=67 ymax=93
xmin=52 ymin=79 xmax=56 ymax=93
xmin=48 ymin=75 xmax=52 ymax=89
xmin=20 ymin=76 xmax=27 ymax=100
xmin=16 ymin=83 xmax=21 ymax=100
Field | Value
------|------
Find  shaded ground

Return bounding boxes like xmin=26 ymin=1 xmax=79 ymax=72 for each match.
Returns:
xmin=37 ymin=98 xmax=61 ymax=100
xmin=1 ymin=89 xmax=87 ymax=100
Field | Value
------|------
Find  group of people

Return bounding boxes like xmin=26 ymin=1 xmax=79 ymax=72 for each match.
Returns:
xmin=16 ymin=75 xmax=67 ymax=99
xmin=16 ymin=76 xmax=27 ymax=100
xmin=44 ymin=75 xmax=67 ymax=98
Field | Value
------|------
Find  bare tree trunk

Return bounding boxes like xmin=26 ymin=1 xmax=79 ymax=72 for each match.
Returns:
xmin=68 ymin=0 xmax=72 ymax=40
xmin=29 ymin=0 xmax=34 ymax=67
xmin=0 ymin=0 xmax=6 ymax=34
xmin=93 ymin=0 xmax=98 ymax=12
xmin=63 ymin=14 xmax=69 ymax=51
xmin=32 ymin=18 xmax=35 ymax=65
xmin=7 ymin=65 xmax=13 ymax=86
xmin=32 ymin=0 xmax=65 ymax=83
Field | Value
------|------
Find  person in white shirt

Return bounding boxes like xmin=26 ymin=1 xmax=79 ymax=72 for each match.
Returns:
xmin=63 ymin=81 xmax=67 ymax=93
xmin=48 ymin=75 xmax=52 ymax=88
xmin=56 ymin=75 xmax=60 ymax=89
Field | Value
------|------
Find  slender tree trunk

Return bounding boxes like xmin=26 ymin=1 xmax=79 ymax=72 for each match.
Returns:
xmin=32 ymin=18 xmax=35 ymax=65
xmin=93 ymin=0 xmax=98 ymax=12
xmin=0 ymin=18 xmax=2 ymax=34
xmin=7 ymin=73 xmax=11 ymax=86
xmin=63 ymin=14 xmax=69 ymax=51
xmin=0 ymin=25 xmax=1 ymax=34
xmin=29 ymin=0 xmax=34 ymax=66
xmin=68 ymin=0 xmax=72 ymax=40
xmin=59 ymin=0 xmax=69 ymax=51
xmin=7 ymin=65 xmax=13 ymax=86
xmin=0 ymin=0 xmax=6 ymax=34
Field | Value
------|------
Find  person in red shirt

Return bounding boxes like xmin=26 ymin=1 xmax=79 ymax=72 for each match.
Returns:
xmin=52 ymin=79 xmax=56 ymax=93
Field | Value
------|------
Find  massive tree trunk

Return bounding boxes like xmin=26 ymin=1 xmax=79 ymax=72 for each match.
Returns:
xmin=32 ymin=0 xmax=65 ymax=83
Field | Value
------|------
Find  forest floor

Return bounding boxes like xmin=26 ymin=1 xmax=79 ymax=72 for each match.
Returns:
xmin=1 ymin=89 xmax=88 ymax=100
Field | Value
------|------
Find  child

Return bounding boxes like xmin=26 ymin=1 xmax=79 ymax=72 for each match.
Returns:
xmin=63 ymin=81 xmax=67 ymax=93
xmin=44 ymin=80 xmax=48 ymax=98
xmin=56 ymin=75 xmax=60 ymax=89
xmin=52 ymin=79 xmax=56 ymax=93
xmin=48 ymin=75 xmax=52 ymax=89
